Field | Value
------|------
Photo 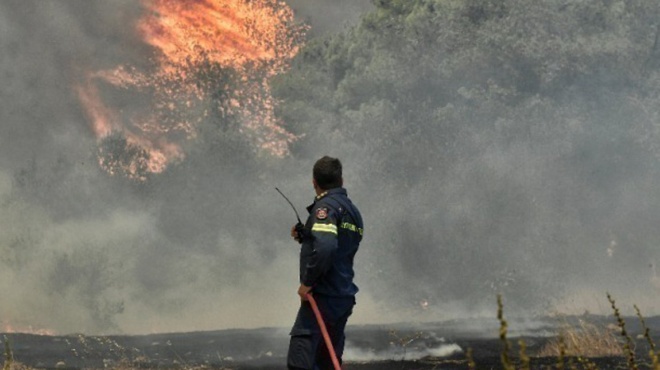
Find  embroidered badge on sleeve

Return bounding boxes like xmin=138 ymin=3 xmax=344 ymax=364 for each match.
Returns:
xmin=315 ymin=207 xmax=328 ymax=220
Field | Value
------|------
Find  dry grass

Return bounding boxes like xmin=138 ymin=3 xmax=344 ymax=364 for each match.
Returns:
xmin=532 ymin=293 xmax=660 ymax=370
xmin=2 ymin=363 xmax=31 ymax=370
xmin=3 ymin=336 xmax=11 ymax=370
xmin=537 ymin=319 xmax=623 ymax=358
xmin=1 ymin=294 xmax=658 ymax=370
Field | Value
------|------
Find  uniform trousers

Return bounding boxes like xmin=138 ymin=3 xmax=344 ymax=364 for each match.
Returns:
xmin=287 ymin=294 xmax=355 ymax=370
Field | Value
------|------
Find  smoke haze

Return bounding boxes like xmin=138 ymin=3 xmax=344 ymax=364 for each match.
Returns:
xmin=285 ymin=0 xmax=373 ymax=35
xmin=2 ymin=0 xmax=660 ymax=336
xmin=0 ymin=0 xmax=376 ymax=335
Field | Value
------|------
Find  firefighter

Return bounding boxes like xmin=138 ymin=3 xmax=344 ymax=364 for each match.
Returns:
xmin=287 ymin=156 xmax=364 ymax=370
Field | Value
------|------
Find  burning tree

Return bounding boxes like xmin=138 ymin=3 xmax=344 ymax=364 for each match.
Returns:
xmin=76 ymin=0 xmax=307 ymax=181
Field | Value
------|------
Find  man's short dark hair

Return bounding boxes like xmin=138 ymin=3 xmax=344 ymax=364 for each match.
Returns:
xmin=313 ymin=156 xmax=343 ymax=190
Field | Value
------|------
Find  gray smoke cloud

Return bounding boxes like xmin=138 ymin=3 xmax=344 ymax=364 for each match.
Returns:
xmin=0 ymin=0 xmax=378 ymax=335
xmin=2 ymin=0 xmax=660 ymax=337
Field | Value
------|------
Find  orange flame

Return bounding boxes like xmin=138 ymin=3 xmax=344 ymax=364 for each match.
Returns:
xmin=139 ymin=0 xmax=299 ymax=71
xmin=76 ymin=0 xmax=305 ymax=180
xmin=2 ymin=322 xmax=55 ymax=336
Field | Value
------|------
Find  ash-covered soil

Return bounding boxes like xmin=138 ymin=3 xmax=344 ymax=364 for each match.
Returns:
xmin=2 ymin=315 xmax=659 ymax=369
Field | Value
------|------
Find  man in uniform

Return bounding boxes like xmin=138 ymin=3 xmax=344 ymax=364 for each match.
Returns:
xmin=287 ymin=156 xmax=364 ymax=370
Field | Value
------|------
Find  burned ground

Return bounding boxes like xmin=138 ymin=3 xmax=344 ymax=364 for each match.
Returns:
xmin=3 ymin=315 xmax=660 ymax=370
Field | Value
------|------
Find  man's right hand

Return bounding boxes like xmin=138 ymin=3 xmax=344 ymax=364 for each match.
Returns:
xmin=291 ymin=225 xmax=301 ymax=242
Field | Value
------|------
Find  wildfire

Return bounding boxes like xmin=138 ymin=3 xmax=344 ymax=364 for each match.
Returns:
xmin=76 ymin=0 xmax=305 ymax=180
xmin=2 ymin=322 xmax=55 ymax=336
xmin=138 ymin=0 xmax=299 ymax=72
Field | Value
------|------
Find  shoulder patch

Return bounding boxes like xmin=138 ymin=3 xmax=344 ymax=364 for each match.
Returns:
xmin=315 ymin=207 xmax=328 ymax=220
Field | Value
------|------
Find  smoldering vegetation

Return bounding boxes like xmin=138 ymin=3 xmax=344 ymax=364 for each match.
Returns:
xmin=2 ymin=0 xmax=660 ymax=335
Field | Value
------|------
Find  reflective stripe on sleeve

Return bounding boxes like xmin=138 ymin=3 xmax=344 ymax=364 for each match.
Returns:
xmin=340 ymin=222 xmax=363 ymax=236
xmin=311 ymin=223 xmax=338 ymax=235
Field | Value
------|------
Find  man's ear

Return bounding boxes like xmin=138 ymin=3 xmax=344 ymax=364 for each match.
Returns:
xmin=340 ymin=177 xmax=344 ymax=187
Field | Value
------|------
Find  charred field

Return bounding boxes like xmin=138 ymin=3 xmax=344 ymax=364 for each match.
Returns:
xmin=3 ymin=314 xmax=660 ymax=370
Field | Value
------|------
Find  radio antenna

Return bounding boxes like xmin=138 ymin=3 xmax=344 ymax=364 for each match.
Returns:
xmin=275 ymin=187 xmax=302 ymax=224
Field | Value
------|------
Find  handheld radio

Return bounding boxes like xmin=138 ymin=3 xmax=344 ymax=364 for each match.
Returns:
xmin=275 ymin=187 xmax=305 ymax=243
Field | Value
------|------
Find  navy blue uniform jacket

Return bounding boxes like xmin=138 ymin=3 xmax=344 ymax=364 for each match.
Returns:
xmin=300 ymin=187 xmax=363 ymax=297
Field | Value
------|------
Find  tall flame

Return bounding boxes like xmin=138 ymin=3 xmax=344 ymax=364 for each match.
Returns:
xmin=76 ymin=0 xmax=305 ymax=180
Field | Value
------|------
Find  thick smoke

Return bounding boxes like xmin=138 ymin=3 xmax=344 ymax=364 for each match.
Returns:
xmin=2 ymin=0 xmax=660 ymax=337
xmin=272 ymin=0 xmax=660 ymax=324
xmin=0 ymin=0 xmax=378 ymax=335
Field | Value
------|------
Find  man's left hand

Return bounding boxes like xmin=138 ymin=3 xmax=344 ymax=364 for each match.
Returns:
xmin=298 ymin=284 xmax=312 ymax=301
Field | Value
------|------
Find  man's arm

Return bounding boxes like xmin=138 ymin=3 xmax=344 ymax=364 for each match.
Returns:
xmin=301 ymin=205 xmax=338 ymax=288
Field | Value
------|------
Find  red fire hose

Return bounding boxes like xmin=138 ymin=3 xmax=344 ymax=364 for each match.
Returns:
xmin=305 ymin=293 xmax=342 ymax=370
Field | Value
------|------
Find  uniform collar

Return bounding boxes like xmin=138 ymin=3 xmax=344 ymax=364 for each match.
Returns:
xmin=307 ymin=188 xmax=347 ymax=213
xmin=315 ymin=187 xmax=346 ymax=201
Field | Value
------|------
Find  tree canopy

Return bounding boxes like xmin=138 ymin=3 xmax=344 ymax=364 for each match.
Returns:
xmin=272 ymin=0 xmax=660 ymax=312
